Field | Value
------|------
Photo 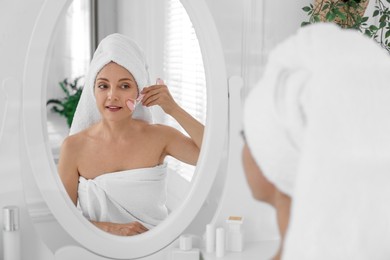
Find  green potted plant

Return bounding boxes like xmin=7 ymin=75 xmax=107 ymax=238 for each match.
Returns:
xmin=301 ymin=0 xmax=390 ymax=53
xmin=47 ymin=77 xmax=83 ymax=128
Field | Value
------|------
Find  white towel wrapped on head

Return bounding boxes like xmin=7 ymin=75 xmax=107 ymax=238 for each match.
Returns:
xmin=243 ymin=23 xmax=390 ymax=259
xmin=70 ymin=33 xmax=154 ymax=135
xmin=78 ymin=164 xmax=168 ymax=229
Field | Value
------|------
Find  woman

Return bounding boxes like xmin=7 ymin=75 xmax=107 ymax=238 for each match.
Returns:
xmin=242 ymin=23 xmax=390 ymax=259
xmin=58 ymin=34 xmax=204 ymax=236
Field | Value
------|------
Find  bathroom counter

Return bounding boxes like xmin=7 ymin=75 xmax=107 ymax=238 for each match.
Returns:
xmin=201 ymin=240 xmax=279 ymax=260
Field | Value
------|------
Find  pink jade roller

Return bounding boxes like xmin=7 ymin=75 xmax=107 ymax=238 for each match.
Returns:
xmin=126 ymin=78 xmax=164 ymax=111
xmin=156 ymin=78 xmax=164 ymax=85
xmin=126 ymin=94 xmax=144 ymax=111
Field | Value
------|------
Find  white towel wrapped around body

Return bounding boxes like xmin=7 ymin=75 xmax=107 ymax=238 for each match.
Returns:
xmin=244 ymin=23 xmax=390 ymax=259
xmin=78 ymin=164 xmax=168 ymax=229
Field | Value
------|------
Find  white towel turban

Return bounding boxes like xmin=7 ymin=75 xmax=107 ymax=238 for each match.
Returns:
xmin=70 ymin=33 xmax=153 ymax=135
xmin=244 ymin=23 xmax=390 ymax=259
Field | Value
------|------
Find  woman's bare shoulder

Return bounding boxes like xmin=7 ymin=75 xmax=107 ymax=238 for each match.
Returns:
xmin=144 ymin=123 xmax=184 ymax=142
xmin=60 ymin=131 xmax=88 ymax=155
xmin=144 ymin=122 xmax=175 ymax=134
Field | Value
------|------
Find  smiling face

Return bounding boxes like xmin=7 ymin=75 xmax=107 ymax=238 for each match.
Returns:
xmin=94 ymin=62 xmax=139 ymax=121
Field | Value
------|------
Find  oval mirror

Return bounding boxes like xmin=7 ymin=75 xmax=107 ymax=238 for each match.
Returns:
xmin=22 ymin=0 xmax=227 ymax=258
xmin=46 ymin=0 xmax=206 ymax=218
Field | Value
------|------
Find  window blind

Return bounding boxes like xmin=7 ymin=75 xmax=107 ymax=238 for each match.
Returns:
xmin=163 ymin=0 xmax=207 ymax=181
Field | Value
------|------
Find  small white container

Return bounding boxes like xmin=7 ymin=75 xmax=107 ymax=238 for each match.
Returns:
xmin=3 ymin=206 xmax=21 ymax=260
xmin=171 ymin=235 xmax=199 ymax=260
xmin=226 ymin=216 xmax=243 ymax=252
xmin=205 ymin=223 xmax=215 ymax=253
xmin=216 ymin=228 xmax=225 ymax=258
xmin=180 ymin=234 xmax=193 ymax=251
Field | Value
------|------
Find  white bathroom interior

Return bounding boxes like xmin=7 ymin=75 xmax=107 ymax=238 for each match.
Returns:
xmin=0 ymin=0 xmax=349 ymax=259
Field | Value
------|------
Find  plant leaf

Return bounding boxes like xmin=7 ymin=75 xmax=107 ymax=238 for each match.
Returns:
xmin=364 ymin=29 xmax=372 ymax=37
xmin=369 ymin=25 xmax=378 ymax=31
xmin=322 ymin=4 xmax=330 ymax=11
xmin=302 ymin=6 xmax=311 ymax=12
xmin=325 ymin=11 xmax=332 ymax=21
xmin=46 ymin=99 xmax=62 ymax=106
xmin=373 ymin=10 xmax=380 ymax=17
xmin=335 ymin=10 xmax=347 ymax=21
xmin=386 ymin=30 xmax=390 ymax=39
xmin=327 ymin=12 xmax=337 ymax=22
xmin=349 ymin=1 xmax=358 ymax=8
xmin=59 ymin=81 xmax=70 ymax=97
xmin=51 ymin=106 xmax=64 ymax=114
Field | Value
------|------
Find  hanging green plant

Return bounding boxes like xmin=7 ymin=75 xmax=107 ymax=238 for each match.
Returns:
xmin=301 ymin=0 xmax=390 ymax=54
xmin=47 ymin=76 xmax=83 ymax=128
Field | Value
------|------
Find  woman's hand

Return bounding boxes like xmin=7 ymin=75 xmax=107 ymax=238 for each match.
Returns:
xmin=141 ymin=79 xmax=179 ymax=115
xmin=92 ymin=220 xmax=149 ymax=236
xmin=141 ymin=78 xmax=204 ymax=163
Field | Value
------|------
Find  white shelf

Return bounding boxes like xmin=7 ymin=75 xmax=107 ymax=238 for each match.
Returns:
xmin=201 ymin=240 xmax=279 ymax=260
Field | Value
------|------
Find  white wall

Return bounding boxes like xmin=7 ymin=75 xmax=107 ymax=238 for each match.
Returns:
xmin=205 ymin=0 xmax=310 ymax=92
xmin=204 ymin=0 xmax=311 ymax=242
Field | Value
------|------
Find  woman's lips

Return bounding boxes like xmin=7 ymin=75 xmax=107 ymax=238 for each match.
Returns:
xmin=105 ymin=105 xmax=122 ymax=112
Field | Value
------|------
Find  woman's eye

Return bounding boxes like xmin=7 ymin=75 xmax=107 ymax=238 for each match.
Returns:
xmin=97 ymin=84 xmax=107 ymax=89
xmin=121 ymin=84 xmax=131 ymax=89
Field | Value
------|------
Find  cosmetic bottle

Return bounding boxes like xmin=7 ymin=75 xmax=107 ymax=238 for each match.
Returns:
xmin=216 ymin=228 xmax=225 ymax=258
xmin=171 ymin=234 xmax=200 ymax=260
xmin=226 ymin=216 xmax=243 ymax=252
xmin=205 ymin=223 xmax=215 ymax=253
xmin=3 ymin=206 xmax=21 ymax=260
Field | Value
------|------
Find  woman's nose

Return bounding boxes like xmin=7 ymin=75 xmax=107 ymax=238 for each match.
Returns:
xmin=107 ymin=88 xmax=119 ymax=100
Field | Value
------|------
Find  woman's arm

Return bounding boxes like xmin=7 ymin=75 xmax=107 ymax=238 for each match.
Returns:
xmin=58 ymin=136 xmax=80 ymax=205
xmin=91 ymin=221 xmax=148 ymax=236
xmin=141 ymin=80 xmax=204 ymax=150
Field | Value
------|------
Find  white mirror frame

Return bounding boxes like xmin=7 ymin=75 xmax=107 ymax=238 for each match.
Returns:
xmin=22 ymin=0 xmax=227 ymax=259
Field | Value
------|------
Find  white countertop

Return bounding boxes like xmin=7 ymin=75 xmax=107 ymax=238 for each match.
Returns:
xmin=201 ymin=240 xmax=279 ymax=260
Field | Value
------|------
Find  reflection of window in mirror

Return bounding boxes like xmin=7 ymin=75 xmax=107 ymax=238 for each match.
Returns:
xmin=46 ymin=0 xmax=92 ymax=163
xmin=163 ymin=0 xmax=206 ymax=182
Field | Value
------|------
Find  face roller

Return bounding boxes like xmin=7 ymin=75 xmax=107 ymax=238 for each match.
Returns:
xmin=126 ymin=94 xmax=144 ymax=112
xmin=156 ymin=78 xmax=164 ymax=85
xmin=126 ymin=78 xmax=164 ymax=111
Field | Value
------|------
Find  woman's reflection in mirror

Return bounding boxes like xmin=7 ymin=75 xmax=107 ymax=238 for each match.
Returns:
xmin=57 ymin=34 xmax=204 ymax=236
